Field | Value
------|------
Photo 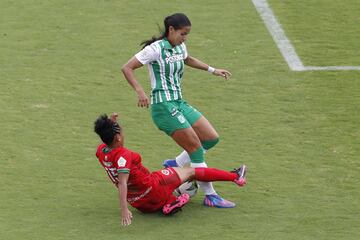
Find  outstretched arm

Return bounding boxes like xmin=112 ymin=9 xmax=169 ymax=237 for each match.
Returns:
xmin=121 ymin=57 xmax=149 ymax=108
xmin=117 ymin=173 xmax=132 ymax=226
xmin=184 ymin=55 xmax=232 ymax=80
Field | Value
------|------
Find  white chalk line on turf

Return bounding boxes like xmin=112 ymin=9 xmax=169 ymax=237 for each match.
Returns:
xmin=252 ymin=0 xmax=360 ymax=71
xmin=304 ymin=66 xmax=360 ymax=71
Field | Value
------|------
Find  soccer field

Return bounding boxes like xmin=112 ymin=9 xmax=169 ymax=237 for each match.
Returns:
xmin=1 ymin=0 xmax=359 ymax=239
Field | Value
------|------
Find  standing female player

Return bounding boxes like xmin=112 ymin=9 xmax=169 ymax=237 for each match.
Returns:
xmin=121 ymin=13 xmax=234 ymax=208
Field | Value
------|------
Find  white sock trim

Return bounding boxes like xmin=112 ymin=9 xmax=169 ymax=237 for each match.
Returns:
xmin=190 ymin=162 xmax=217 ymax=195
xmin=175 ymin=150 xmax=190 ymax=167
xmin=190 ymin=162 xmax=207 ymax=168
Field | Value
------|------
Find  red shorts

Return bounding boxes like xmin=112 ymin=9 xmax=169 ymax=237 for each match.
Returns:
xmin=131 ymin=167 xmax=182 ymax=213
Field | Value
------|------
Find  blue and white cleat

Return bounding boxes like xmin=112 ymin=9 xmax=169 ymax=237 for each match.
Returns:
xmin=163 ymin=159 xmax=179 ymax=168
xmin=203 ymin=194 xmax=236 ymax=208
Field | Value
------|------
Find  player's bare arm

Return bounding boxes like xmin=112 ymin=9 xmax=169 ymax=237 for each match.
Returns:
xmin=117 ymin=173 xmax=132 ymax=226
xmin=184 ymin=55 xmax=231 ymax=80
xmin=121 ymin=57 xmax=149 ymax=108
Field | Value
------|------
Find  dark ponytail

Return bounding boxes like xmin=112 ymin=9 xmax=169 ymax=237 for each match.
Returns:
xmin=140 ymin=13 xmax=191 ymax=49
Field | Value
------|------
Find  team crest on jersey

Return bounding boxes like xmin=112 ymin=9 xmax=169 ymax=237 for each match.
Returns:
xmin=177 ymin=114 xmax=186 ymax=124
xmin=161 ymin=169 xmax=170 ymax=176
xmin=117 ymin=157 xmax=127 ymax=167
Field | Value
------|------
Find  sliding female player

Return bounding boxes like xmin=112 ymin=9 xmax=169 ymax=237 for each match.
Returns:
xmin=94 ymin=113 xmax=246 ymax=226
xmin=121 ymin=13 xmax=234 ymax=207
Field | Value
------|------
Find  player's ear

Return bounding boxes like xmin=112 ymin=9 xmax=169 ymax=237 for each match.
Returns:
xmin=110 ymin=112 xmax=118 ymax=122
xmin=116 ymin=134 xmax=122 ymax=143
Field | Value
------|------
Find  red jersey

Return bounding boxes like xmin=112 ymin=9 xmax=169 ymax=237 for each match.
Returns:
xmin=95 ymin=143 xmax=153 ymax=203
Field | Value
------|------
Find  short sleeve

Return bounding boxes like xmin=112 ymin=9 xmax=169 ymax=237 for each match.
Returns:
xmin=115 ymin=153 xmax=131 ymax=174
xmin=181 ymin=43 xmax=188 ymax=59
xmin=135 ymin=44 xmax=159 ymax=65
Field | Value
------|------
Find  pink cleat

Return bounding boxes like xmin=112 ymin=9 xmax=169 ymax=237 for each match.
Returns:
xmin=233 ymin=164 xmax=247 ymax=187
xmin=162 ymin=193 xmax=190 ymax=215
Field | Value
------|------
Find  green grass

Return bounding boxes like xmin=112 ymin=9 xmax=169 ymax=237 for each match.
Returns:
xmin=1 ymin=0 xmax=359 ymax=239
xmin=269 ymin=0 xmax=360 ymax=65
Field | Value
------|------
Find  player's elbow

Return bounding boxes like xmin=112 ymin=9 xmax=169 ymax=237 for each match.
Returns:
xmin=121 ymin=65 xmax=133 ymax=80
xmin=184 ymin=55 xmax=193 ymax=65
xmin=121 ymin=64 xmax=129 ymax=74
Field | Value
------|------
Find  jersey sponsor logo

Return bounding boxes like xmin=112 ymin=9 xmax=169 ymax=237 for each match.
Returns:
xmin=165 ymin=53 xmax=184 ymax=64
xmin=117 ymin=157 xmax=127 ymax=167
xmin=161 ymin=169 xmax=170 ymax=176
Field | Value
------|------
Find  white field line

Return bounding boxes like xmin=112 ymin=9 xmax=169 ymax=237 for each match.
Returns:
xmin=304 ymin=66 xmax=360 ymax=71
xmin=252 ymin=0 xmax=360 ymax=71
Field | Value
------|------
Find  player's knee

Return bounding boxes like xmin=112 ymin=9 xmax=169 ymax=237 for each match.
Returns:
xmin=185 ymin=137 xmax=202 ymax=153
xmin=201 ymin=137 xmax=219 ymax=150
xmin=172 ymin=128 xmax=202 ymax=153
xmin=186 ymin=168 xmax=195 ymax=181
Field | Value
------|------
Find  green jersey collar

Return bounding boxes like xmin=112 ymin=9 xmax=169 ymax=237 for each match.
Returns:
xmin=162 ymin=38 xmax=173 ymax=50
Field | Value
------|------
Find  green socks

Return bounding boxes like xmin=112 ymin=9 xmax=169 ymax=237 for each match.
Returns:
xmin=201 ymin=138 xmax=219 ymax=150
xmin=189 ymin=147 xmax=205 ymax=163
xmin=189 ymin=138 xmax=219 ymax=163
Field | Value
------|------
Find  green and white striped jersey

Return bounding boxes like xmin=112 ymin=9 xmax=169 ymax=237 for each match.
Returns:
xmin=135 ymin=38 xmax=188 ymax=104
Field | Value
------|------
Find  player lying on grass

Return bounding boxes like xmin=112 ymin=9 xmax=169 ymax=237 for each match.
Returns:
xmin=94 ymin=113 xmax=247 ymax=226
